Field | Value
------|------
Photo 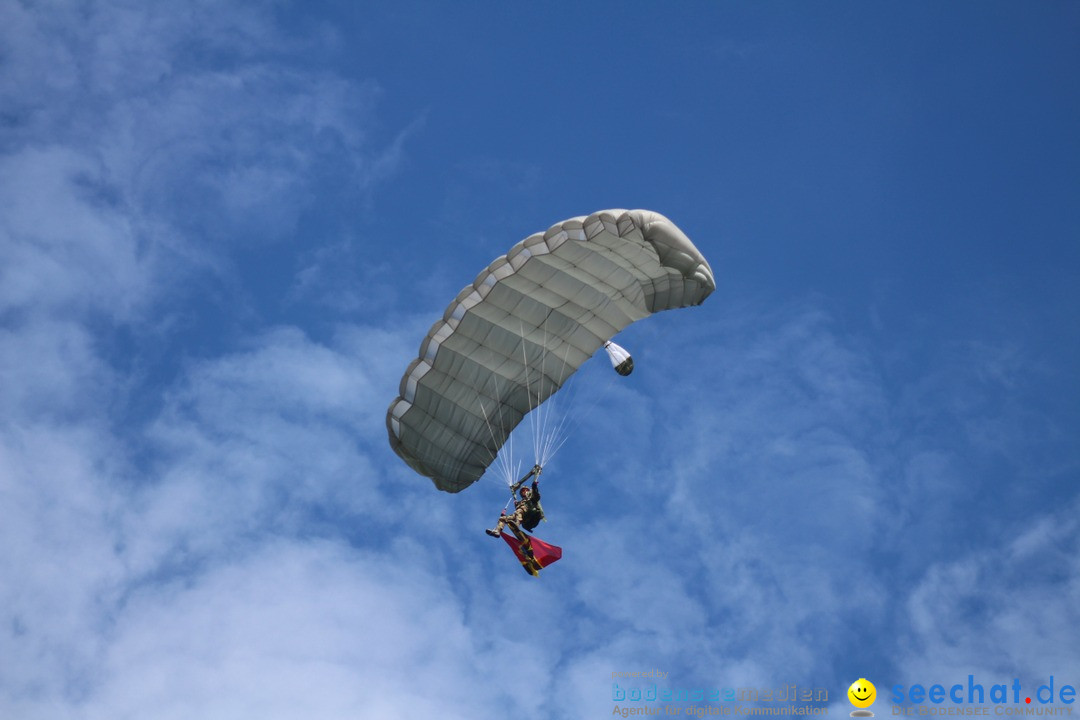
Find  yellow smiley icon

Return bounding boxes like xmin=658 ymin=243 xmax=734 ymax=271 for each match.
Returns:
xmin=848 ymin=679 xmax=876 ymax=708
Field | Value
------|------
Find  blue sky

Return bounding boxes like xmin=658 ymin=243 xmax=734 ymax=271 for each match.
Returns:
xmin=2 ymin=1 xmax=1078 ymax=718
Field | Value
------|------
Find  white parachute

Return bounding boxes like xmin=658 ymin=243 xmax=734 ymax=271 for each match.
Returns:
xmin=386 ymin=209 xmax=715 ymax=493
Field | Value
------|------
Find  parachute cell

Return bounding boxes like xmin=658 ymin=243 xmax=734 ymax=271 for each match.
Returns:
xmin=386 ymin=209 xmax=715 ymax=493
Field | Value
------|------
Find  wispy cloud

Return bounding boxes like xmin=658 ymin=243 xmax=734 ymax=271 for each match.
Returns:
xmin=896 ymin=493 xmax=1080 ymax=682
xmin=0 ymin=1 xmax=420 ymax=716
xmin=2 ymin=1 xmax=1077 ymax=718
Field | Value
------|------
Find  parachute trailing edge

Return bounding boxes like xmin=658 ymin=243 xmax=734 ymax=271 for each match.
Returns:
xmin=386 ymin=209 xmax=715 ymax=493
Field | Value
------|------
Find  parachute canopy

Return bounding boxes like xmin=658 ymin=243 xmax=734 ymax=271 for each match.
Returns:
xmin=387 ymin=209 xmax=715 ymax=493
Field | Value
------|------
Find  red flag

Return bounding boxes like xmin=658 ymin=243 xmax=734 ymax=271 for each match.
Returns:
xmin=501 ymin=531 xmax=562 ymax=576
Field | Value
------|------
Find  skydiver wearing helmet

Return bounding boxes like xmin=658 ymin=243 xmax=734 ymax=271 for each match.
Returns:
xmin=486 ymin=464 xmax=545 ymax=537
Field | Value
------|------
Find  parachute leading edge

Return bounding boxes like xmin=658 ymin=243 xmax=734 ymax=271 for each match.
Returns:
xmin=386 ymin=209 xmax=715 ymax=493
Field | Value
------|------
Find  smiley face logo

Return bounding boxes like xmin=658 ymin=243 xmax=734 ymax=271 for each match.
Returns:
xmin=848 ymin=678 xmax=876 ymax=709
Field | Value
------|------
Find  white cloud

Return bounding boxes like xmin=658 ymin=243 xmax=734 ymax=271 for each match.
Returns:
xmin=0 ymin=1 xmax=421 ymax=716
xmin=1 ymin=534 xmax=520 ymax=720
xmin=81 ymin=540 xmax=507 ymax=720
xmin=0 ymin=312 xmax=487 ymax=717
xmin=1 ymin=2 xmax=1076 ymax=718
xmin=0 ymin=422 xmax=127 ymax=710
xmin=1 ymin=0 xmax=398 ymax=325
xmin=0 ymin=147 xmax=154 ymax=320
xmin=539 ymin=297 xmax=1077 ymax=701
xmin=895 ymin=494 xmax=1080 ymax=684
